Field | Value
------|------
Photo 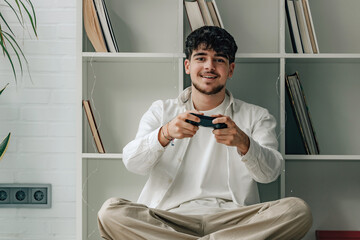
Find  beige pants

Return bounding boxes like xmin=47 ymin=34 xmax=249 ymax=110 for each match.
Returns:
xmin=98 ymin=197 xmax=312 ymax=240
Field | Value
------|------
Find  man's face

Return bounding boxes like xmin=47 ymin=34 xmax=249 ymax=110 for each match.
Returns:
xmin=184 ymin=45 xmax=235 ymax=95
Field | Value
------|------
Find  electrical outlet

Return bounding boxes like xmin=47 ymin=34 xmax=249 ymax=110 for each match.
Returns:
xmin=0 ymin=188 xmax=10 ymax=204
xmin=0 ymin=184 xmax=51 ymax=208
xmin=30 ymin=188 xmax=47 ymax=204
xmin=11 ymin=188 xmax=30 ymax=204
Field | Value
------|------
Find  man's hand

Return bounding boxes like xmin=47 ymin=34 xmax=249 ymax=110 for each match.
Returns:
xmin=158 ymin=111 xmax=202 ymax=147
xmin=212 ymin=114 xmax=250 ymax=155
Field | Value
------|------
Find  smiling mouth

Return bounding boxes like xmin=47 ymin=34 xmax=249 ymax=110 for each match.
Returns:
xmin=200 ymin=72 xmax=218 ymax=80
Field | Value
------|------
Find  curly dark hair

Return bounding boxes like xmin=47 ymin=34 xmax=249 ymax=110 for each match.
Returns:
xmin=185 ymin=26 xmax=238 ymax=63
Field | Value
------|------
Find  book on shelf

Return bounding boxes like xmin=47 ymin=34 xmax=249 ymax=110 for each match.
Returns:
xmin=285 ymin=0 xmax=303 ymax=53
xmin=302 ymin=0 xmax=319 ymax=53
xmin=285 ymin=72 xmax=319 ymax=154
xmin=286 ymin=0 xmax=319 ymax=54
xmin=93 ymin=0 xmax=119 ymax=52
xmin=83 ymin=0 xmax=107 ymax=52
xmin=184 ymin=1 xmax=205 ymax=31
xmin=293 ymin=0 xmax=313 ymax=53
xmin=206 ymin=0 xmax=223 ymax=28
xmin=184 ymin=0 xmax=223 ymax=31
xmin=197 ymin=0 xmax=214 ymax=26
xmin=82 ymin=100 xmax=105 ymax=153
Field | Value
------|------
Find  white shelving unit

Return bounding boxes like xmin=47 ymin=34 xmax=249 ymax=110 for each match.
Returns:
xmin=77 ymin=0 xmax=360 ymax=239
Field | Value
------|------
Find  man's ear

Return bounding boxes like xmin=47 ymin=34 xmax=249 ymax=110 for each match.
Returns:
xmin=228 ymin=62 xmax=235 ymax=78
xmin=184 ymin=59 xmax=190 ymax=74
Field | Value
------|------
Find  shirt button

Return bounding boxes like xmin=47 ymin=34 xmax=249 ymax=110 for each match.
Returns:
xmin=168 ymin=178 xmax=173 ymax=183
xmin=178 ymin=158 xmax=182 ymax=162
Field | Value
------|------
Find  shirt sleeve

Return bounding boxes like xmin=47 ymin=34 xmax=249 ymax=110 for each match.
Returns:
xmin=238 ymin=109 xmax=284 ymax=183
xmin=122 ymin=100 xmax=166 ymax=175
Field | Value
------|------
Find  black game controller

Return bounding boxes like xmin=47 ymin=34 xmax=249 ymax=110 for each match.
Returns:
xmin=186 ymin=113 xmax=227 ymax=129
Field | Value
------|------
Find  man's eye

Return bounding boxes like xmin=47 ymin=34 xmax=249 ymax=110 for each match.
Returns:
xmin=216 ymin=59 xmax=226 ymax=63
xmin=196 ymin=57 xmax=205 ymax=61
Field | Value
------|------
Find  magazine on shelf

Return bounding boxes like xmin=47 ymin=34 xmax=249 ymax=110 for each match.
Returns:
xmin=83 ymin=100 xmax=105 ymax=153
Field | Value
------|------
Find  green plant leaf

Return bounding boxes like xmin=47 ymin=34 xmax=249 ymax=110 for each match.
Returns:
xmin=20 ymin=0 xmax=37 ymax=37
xmin=2 ymin=31 xmax=25 ymax=75
xmin=0 ymin=83 xmax=9 ymax=95
xmin=0 ymin=36 xmax=17 ymax=81
xmin=1 ymin=0 xmax=37 ymax=82
xmin=4 ymin=0 xmax=24 ymax=27
xmin=0 ymin=12 xmax=16 ymax=37
xmin=0 ymin=133 xmax=11 ymax=161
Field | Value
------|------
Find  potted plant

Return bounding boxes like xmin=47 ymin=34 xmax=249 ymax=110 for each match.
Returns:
xmin=0 ymin=0 xmax=37 ymax=161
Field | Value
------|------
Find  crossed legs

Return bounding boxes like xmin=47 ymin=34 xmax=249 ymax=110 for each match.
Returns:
xmin=98 ymin=197 xmax=312 ymax=240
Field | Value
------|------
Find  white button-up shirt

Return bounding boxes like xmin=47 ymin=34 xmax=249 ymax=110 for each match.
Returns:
xmin=123 ymin=87 xmax=283 ymax=209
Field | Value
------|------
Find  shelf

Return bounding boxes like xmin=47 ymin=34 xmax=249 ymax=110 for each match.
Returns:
xmin=82 ymin=52 xmax=184 ymax=62
xmin=82 ymin=52 xmax=360 ymax=63
xmin=82 ymin=153 xmax=123 ymax=159
xmin=284 ymin=54 xmax=360 ymax=63
xmin=285 ymin=155 xmax=360 ymax=161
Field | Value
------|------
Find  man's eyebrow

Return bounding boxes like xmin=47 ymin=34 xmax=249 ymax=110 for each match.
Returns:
xmin=215 ymin=53 xmax=229 ymax=59
xmin=192 ymin=52 xmax=228 ymax=59
xmin=193 ymin=52 xmax=207 ymax=57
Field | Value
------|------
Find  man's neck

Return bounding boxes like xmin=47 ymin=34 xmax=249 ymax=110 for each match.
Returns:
xmin=191 ymin=87 xmax=226 ymax=111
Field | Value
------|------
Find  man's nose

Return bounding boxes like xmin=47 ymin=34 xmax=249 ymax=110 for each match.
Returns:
xmin=204 ymin=59 xmax=215 ymax=70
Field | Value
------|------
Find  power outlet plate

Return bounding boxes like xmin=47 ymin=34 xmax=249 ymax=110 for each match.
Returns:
xmin=0 ymin=184 xmax=51 ymax=208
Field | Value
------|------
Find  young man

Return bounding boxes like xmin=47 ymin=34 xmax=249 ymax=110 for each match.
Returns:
xmin=98 ymin=26 xmax=312 ymax=240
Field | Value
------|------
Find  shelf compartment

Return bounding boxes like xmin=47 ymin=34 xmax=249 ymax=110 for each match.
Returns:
xmin=285 ymin=0 xmax=360 ymax=54
xmin=285 ymin=61 xmax=360 ymax=155
xmin=82 ymin=60 xmax=180 ymax=154
xmin=285 ymin=160 xmax=360 ymax=238
xmin=83 ymin=158 xmax=147 ymax=240
xmin=83 ymin=0 xmax=180 ymax=53
xmin=183 ymin=0 xmax=280 ymax=54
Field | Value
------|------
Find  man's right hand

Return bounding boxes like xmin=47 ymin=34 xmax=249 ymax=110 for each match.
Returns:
xmin=158 ymin=110 xmax=202 ymax=147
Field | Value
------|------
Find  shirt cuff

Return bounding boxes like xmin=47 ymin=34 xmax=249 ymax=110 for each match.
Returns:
xmin=149 ymin=127 xmax=166 ymax=153
xmin=238 ymin=137 xmax=260 ymax=166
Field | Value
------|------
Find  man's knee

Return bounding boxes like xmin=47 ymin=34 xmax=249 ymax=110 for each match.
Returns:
xmin=98 ymin=197 xmax=132 ymax=224
xmin=282 ymin=197 xmax=312 ymax=225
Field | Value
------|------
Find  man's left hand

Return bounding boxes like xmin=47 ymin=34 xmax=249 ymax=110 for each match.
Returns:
xmin=212 ymin=114 xmax=250 ymax=155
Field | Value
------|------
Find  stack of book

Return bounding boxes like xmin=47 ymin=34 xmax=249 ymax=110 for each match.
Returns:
xmin=285 ymin=0 xmax=319 ymax=53
xmin=184 ymin=0 xmax=223 ymax=31
xmin=83 ymin=0 xmax=118 ymax=52
xmin=286 ymin=72 xmax=319 ymax=154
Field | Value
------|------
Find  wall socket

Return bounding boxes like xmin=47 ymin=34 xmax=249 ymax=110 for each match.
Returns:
xmin=0 ymin=184 xmax=51 ymax=208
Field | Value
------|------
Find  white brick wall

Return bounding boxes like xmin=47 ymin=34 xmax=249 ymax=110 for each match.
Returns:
xmin=0 ymin=0 xmax=77 ymax=239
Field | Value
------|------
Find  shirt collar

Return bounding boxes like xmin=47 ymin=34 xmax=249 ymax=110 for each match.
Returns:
xmin=178 ymin=87 xmax=235 ymax=115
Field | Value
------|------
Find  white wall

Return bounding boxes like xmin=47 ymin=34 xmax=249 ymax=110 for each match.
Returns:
xmin=0 ymin=0 xmax=77 ymax=239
